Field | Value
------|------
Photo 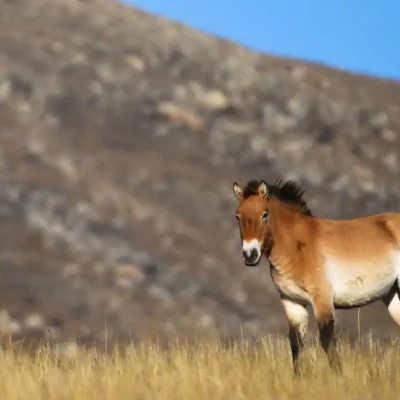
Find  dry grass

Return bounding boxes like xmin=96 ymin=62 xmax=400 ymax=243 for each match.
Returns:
xmin=0 ymin=335 xmax=399 ymax=399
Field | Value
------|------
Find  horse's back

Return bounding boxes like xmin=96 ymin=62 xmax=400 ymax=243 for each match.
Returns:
xmin=317 ymin=212 xmax=400 ymax=253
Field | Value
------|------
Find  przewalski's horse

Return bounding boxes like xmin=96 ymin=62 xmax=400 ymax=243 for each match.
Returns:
xmin=232 ymin=178 xmax=400 ymax=374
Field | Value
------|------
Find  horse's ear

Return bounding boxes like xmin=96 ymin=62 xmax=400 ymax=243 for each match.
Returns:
xmin=232 ymin=182 xmax=243 ymax=201
xmin=258 ymin=180 xmax=269 ymax=199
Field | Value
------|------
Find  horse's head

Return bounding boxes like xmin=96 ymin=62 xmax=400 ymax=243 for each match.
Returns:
xmin=232 ymin=180 xmax=271 ymax=267
xmin=232 ymin=178 xmax=312 ymax=267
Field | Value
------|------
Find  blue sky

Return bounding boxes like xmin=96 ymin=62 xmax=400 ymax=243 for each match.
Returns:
xmin=123 ymin=0 xmax=400 ymax=81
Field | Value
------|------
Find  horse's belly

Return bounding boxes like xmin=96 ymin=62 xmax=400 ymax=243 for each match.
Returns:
xmin=327 ymin=260 xmax=397 ymax=308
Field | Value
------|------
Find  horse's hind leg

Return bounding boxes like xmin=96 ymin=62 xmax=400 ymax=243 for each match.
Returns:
xmin=280 ymin=296 xmax=309 ymax=375
xmin=382 ymin=286 xmax=400 ymax=328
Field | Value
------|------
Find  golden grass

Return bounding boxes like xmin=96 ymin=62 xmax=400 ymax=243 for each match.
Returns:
xmin=0 ymin=335 xmax=399 ymax=399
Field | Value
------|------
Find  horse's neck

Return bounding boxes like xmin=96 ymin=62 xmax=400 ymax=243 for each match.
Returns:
xmin=267 ymin=200 xmax=300 ymax=269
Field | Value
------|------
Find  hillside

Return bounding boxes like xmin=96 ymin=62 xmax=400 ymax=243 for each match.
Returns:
xmin=1 ymin=0 xmax=400 ymax=350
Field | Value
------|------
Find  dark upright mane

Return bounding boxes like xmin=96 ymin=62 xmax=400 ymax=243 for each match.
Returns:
xmin=242 ymin=178 xmax=313 ymax=216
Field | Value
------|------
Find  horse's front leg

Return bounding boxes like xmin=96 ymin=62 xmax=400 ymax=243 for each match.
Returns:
xmin=311 ymin=292 xmax=342 ymax=373
xmin=280 ymin=296 xmax=309 ymax=375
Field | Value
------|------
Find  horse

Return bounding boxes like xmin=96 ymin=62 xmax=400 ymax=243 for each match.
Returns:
xmin=232 ymin=178 xmax=400 ymax=374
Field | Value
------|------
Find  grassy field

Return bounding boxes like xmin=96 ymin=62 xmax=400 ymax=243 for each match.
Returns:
xmin=0 ymin=335 xmax=399 ymax=399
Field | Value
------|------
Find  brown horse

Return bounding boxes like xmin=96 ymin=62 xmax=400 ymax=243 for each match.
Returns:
xmin=232 ymin=178 xmax=400 ymax=374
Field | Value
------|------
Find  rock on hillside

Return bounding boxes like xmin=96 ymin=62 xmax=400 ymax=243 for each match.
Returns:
xmin=1 ymin=0 xmax=400 ymax=349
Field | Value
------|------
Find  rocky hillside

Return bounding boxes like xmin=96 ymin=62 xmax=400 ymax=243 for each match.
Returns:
xmin=1 ymin=0 xmax=400 ymax=351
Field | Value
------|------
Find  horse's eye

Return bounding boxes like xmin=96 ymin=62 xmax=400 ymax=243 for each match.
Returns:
xmin=261 ymin=212 xmax=268 ymax=221
xmin=235 ymin=214 xmax=241 ymax=221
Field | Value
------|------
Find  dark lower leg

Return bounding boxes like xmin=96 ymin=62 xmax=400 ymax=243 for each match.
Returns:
xmin=289 ymin=324 xmax=305 ymax=375
xmin=318 ymin=318 xmax=342 ymax=373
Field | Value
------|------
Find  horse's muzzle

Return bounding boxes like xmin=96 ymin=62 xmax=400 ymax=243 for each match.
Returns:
xmin=242 ymin=248 xmax=260 ymax=266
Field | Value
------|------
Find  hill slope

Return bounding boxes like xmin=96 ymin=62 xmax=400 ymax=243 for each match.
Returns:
xmin=1 ymin=0 xmax=400 ymax=348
